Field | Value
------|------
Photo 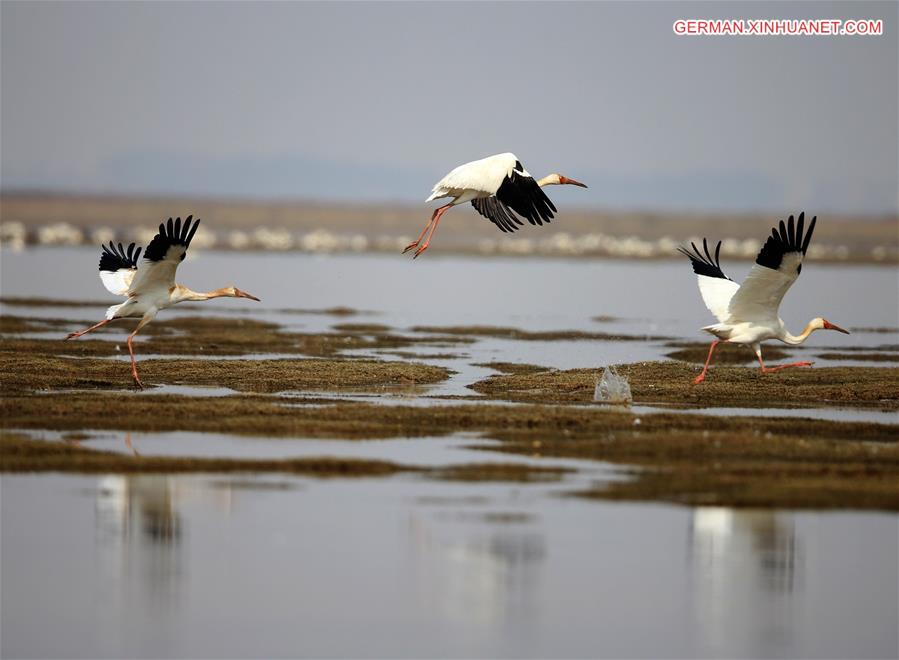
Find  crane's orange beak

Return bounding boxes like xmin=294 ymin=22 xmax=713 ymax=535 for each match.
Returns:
xmin=823 ymin=320 xmax=849 ymax=334
xmin=559 ymin=176 xmax=588 ymax=188
xmin=235 ymin=288 xmax=261 ymax=302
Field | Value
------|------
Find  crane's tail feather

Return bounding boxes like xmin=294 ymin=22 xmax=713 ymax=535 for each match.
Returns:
xmin=106 ymin=303 xmax=125 ymax=320
xmin=701 ymin=324 xmax=732 ymax=340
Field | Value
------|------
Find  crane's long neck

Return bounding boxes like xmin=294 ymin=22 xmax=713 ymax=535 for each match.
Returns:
xmin=536 ymin=175 xmax=559 ymax=187
xmin=781 ymin=320 xmax=819 ymax=345
xmin=173 ymin=285 xmax=234 ymax=303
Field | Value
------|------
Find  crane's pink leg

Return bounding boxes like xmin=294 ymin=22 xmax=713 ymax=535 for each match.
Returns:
xmin=413 ymin=205 xmax=452 ymax=259
xmin=127 ymin=317 xmax=153 ymax=389
xmin=66 ymin=318 xmax=113 ymax=340
xmin=693 ymin=340 xmax=719 ymax=385
xmin=757 ymin=354 xmax=813 ymax=373
xmin=403 ymin=208 xmax=442 ymax=254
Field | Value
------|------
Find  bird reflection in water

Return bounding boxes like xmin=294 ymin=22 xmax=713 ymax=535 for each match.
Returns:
xmin=92 ymin=433 xmax=234 ymax=618
xmin=689 ymin=507 xmax=801 ymax=655
xmin=408 ymin=510 xmax=546 ymax=628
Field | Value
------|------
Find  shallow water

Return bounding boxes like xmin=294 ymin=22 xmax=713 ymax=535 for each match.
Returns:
xmin=19 ymin=428 xmax=602 ymax=471
xmin=2 ymin=248 xmax=898 ymax=657
xmin=3 ymin=247 xmax=898 ymax=337
xmin=2 ymin=473 xmax=896 ymax=658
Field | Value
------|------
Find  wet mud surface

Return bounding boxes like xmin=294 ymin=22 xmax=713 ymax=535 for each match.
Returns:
xmin=1 ymin=314 xmax=473 ymax=358
xmin=0 ymin=351 xmax=451 ymax=394
xmin=0 ymin=433 xmax=570 ymax=483
xmin=3 ymin=311 xmax=898 ymax=509
xmin=665 ymin=341 xmax=792 ymax=364
xmin=470 ymin=361 xmax=899 ymax=410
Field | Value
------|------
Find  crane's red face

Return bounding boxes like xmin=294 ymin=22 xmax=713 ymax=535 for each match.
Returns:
xmin=558 ymin=175 xmax=588 ymax=188
xmin=823 ymin=320 xmax=849 ymax=334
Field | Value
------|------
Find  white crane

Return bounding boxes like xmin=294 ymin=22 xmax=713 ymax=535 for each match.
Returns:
xmin=65 ymin=215 xmax=260 ymax=388
xmin=404 ymin=152 xmax=587 ymax=258
xmin=679 ymin=212 xmax=849 ymax=384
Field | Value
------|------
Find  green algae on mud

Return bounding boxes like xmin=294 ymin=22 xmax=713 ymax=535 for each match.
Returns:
xmin=665 ymin=341 xmax=899 ymax=365
xmin=4 ymin=386 xmax=896 ymax=445
xmin=383 ymin=351 xmax=464 ymax=360
xmin=573 ymin=462 xmax=899 ymax=510
xmin=474 ymin=362 xmax=552 ymax=375
xmin=0 ymin=433 xmax=575 ymax=484
xmin=430 ymin=463 xmax=572 ymax=483
xmin=475 ymin=420 xmax=899 ymax=511
xmin=470 ymin=361 xmax=899 ymax=410
xmin=3 ymin=387 xmax=899 ymax=508
xmin=1 ymin=313 xmax=474 ymax=358
xmin=0 ymin=432 xmax=412 ymax=477
xmin=330 ymin=323 xmax=393 ymax=333
xmin=0 ymin=350 xmax=451 ymax=394
xmin=4 ymin=397 xmax=898 ymax=508
xmin=4 ymin=304 xmax=899 ymax=509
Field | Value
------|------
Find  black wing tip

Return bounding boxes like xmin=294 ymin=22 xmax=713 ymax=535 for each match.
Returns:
xmin=472 ymin=198 xmax=523 ymax=233
xmin=679 ymin=238 xmax=729 ymax=280
xmin=769 ymin=211 xmax=815 ymax=253
xmin=98 ymin=237 xmax=140 ymax=271
xmin=756 ymin=211 xmax=817 ymax=270
xmin=161 ymin=215 xmax=200 ymax=238
xmin=143 ymin=214 xmax=202 ymax=261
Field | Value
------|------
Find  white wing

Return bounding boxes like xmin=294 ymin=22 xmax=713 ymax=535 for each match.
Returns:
xmin=426 ymin=152 xmax=518 ymax=201
xmin=98 ymin=242 xmax=141 ymax=297
xmin=100 ymin=270 xmax=136 ymax=296
xmin=679 ymin=239 xmax=739 ymax=323
xmin=697 ymin=275 xmax=740 ymax=323
xmin=727 ymin=252 xmax=802 ymax=324
xmin=727 ymin=213 xmax=815 ymax=324
xmin=129 ymin=215 xmax=200 ymax=295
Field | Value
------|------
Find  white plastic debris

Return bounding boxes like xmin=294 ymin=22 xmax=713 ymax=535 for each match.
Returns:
xmin=594 ymin=364 xmax=632 ymax=405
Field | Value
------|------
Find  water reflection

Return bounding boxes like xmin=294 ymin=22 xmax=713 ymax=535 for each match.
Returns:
xmin=92 ymin=456 xmax=234 ymax=619
xmin=689 ymin=507 xmax=800 ymax=656
xmin=408 ymin=511 xmax=546 ymax=628
xmin=95 ymin=475 xmax=185 ymax=613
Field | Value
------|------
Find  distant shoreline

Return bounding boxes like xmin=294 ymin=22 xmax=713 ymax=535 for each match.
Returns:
xmin=2 ymin=192 xmax=896 ymax=264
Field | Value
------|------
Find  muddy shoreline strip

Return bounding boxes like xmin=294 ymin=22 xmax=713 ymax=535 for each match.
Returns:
xmin=4 ymin=312 xmax=898 ymax=509
xmin=470 ymin=361 xmax=899 ymax=410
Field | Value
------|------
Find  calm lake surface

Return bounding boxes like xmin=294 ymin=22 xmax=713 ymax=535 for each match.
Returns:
xmin=2 ymin=248 xmax=897 ymax=658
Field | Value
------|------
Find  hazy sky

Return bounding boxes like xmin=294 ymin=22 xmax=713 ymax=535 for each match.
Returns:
xmin=2 ymin=1 xmax=897 ymax=213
